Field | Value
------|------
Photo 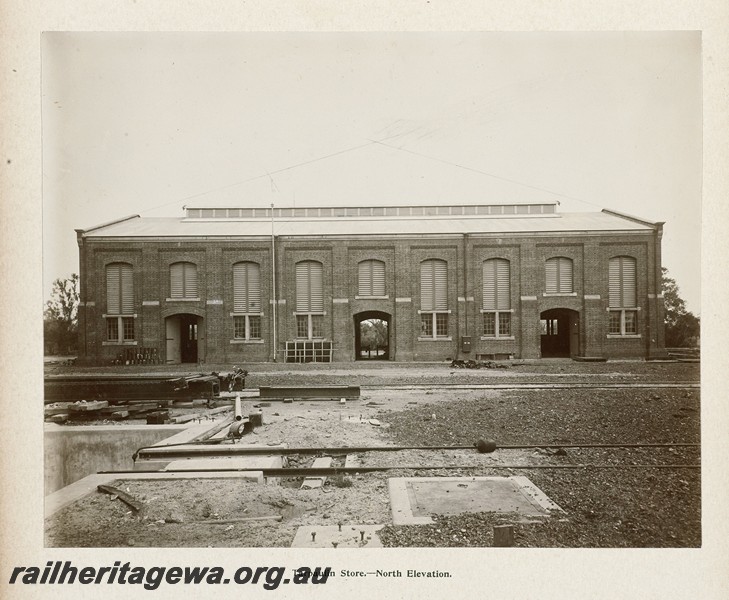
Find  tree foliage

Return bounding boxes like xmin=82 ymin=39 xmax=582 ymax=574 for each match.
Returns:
xmin=662 ymin=268 xmax=699 ymax=347
xmin=360 ymin=319 xmax=388 ymax=353
xmin=44 ymin=273 xmax=79 ymax=355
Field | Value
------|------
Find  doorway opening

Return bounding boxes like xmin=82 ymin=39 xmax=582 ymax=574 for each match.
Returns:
xmin=165 ymin=314 xmax=201 ymax=364
xmin=354 ymin=311 xmax=390 ymax=360
xmin=540 ymin=308 xmax=580 ymax=358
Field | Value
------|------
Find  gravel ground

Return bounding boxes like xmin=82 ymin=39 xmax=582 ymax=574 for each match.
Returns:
xmin=46 ymin=359 xmax=699 ymax=385
xmin=44 ymin=360 xmax=700 ymax=548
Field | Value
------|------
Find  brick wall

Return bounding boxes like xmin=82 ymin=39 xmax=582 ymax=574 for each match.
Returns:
xmin=77 ymin=229 xmax=666 ymax=365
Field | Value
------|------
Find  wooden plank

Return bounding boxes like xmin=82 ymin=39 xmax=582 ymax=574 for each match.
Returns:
xmin=493 ymin=525 xmax=515 ymax=547
xmin=344 ymin=454 xmax=361 ymax=469
xmin=45 ymin=407 xmax=73 ymax=416
xmin=69 ymin=400 xmax=109 ymax=412
xmin=172 ymin=413 xmax=200 ymax=424
xmin=44 ymin=402 xmax=74 ymax=415
xmin=97 ymin=484 xmax=143 ymax=512
xmin=196 ymin=515 xmax=282 ymax=525
xmin=192 ymin=416 xmax=234 ymax=442
xmin=301 ymin=457 xmax=333 ymax=489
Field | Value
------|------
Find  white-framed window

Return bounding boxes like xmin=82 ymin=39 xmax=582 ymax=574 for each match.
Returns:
xmin=545 ymin=257 xmax=573 ymax=294
xmin=420 ymin=259 xmax=448 ymax=339
xmin=105 ymin=262 xmax=135 ymax=342
xmin=232 ymin=261 xmax=262 ymax=340
xmin=358 ymin=259 xmax=386 ymax=297
xmin=296 ymin=260 xmax=324 ymax=339
xmin=169 ymin=261 xmax=198 ymax=299
xmin=482 ymin=258 xmax=512 ymax=337
xmin=608 ymin=256 xmax=638 ymax=335
xmin=234 ymin=315 xmax=261 ymax=340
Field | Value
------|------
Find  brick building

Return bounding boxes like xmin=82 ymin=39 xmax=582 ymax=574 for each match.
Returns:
xmin=75 ymin=202 xmax=667 ymax=365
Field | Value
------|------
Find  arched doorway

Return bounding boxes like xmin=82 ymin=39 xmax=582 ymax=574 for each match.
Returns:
xmin=354 ymin=311 xmax=390 ymax=361
xmin=540 ymin=309 xmax=580 ymax=358
xmin=165 ymin=314 xmax=202 ymax=363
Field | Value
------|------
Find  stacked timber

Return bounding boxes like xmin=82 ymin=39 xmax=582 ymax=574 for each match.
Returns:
xmin=44 ymin=398 xmax=172 ymax=423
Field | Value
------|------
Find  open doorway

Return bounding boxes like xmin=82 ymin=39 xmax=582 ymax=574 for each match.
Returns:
xmin=354 ymin=311 xmax=390 ymax=360
xmin=540 ymin=308 xmax=580 ymax=358
xmin=165 ymin=314 xmax=201 ymax=364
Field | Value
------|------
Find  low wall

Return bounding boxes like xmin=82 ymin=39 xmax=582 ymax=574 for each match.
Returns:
xmin=44 ymin=424 xmax=187 ymax=495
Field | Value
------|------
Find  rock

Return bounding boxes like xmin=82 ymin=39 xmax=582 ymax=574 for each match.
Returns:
xmin=474 ymin=439 xmax=497 ymax=453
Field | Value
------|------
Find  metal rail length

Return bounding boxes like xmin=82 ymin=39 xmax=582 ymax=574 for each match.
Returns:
xmin=102 ymin=464 xmax=702 ymax=477
xmin=134 ymin=442 xmax=701 ymax=461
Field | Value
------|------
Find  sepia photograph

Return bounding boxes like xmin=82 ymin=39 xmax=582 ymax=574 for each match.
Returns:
xmin=4 ymin=3 xmax=729 ymax=595
xmin=39 ymin=31 xmax=702 ymax=553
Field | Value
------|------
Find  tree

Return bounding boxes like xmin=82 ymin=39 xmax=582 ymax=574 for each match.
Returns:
xmin=44 ymin=274 xmax=79 ymax=355
xmin=360 ymin=319 xmax=388 ymax=355
xmin=662 ymin=268 xmax=700 ymax=347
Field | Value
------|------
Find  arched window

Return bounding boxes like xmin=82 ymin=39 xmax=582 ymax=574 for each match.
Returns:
xmin=295 ymin=260 xmax=324 ymax=339
xmin=105 ymin=262 xmax=134 ymax=342
xmin=608 ymin=256 xmax=638 ymax=335
xmin=232 ymin=262 xmax=262 ymax=340
xmin=482 ymin=258 xmax=511 ymax=337
xmin=545 ymin=257 xmax=573 ymax=294
xmin=420 ymin=259 xmax=448 ymax=338
xmin=358 ymin=259 xmax=386 ymax=297
xmin=169 ymin=262 xmax=198 ymax=299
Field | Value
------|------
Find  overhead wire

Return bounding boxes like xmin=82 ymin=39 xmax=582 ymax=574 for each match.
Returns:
xmin=136 ymin=128 xmax=606 ymax=217
xmin=137 ymin=140 xmax=377 ymax=216
xmin=369 ymin=138 xmax=606 ymax=211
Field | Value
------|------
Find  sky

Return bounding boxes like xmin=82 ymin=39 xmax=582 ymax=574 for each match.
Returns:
xmin=42 ymin=31 xmax=702 ymax=312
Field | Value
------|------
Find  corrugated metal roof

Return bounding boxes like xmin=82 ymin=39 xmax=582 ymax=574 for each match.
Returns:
xmin=82 ymin=211 xmax=655 ymax=239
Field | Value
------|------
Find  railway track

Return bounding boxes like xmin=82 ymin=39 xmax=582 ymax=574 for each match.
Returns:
xmin=134 ymin=441 xmax=701 ymax=461
xmin=44 ymin=380 xmax=700 ymax=404
xmin=103 ymin=463 xmax=702 ymax=477
xmin=359 ymin=382 xmax=699 ymax=390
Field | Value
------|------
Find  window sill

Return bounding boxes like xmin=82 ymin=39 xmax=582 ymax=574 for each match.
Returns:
xmin=479 ymin=309 xmax=515 ymax=314
xmin=417 ymin=337 xmax=453 ymax=342
xmin=102 ymin=341 xmax=138 ymax=346
xmin=230 ymin=312 xmax=264 ymax=317
xmin=543 ymin=292 xmax=577 ymax=297
xmin=607 ymin=334 xmax=642 ymax=339
xmin=355 ymin=295 xmax=389 ymax=300
xmin=166 ymin=298 xmax=201 ymax=302
xmin=480 ymin=336 xmax=515 ymax=341
xmin=230 ymin=339 xmax=264 ymax=344
xmin=103 ymin=314 xmax=138 ymax=319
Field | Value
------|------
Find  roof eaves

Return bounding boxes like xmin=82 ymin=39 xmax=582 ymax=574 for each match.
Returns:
xmin=76 ymin=215 xmax=141 ymax=236
xmin=601 ymin=208 xmax=663 ymax=228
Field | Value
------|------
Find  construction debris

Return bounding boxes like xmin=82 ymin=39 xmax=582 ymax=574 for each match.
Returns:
xmin=97 ymin=484 xmax=143 ymax=512
xmin=450 ymin=359 xmax=510 ymax=369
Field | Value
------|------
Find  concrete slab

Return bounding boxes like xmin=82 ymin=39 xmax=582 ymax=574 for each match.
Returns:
xmin=291 ymin=524 xmax=384 ymax=548
xmin=389 ymin=476 xmax=564 ymax=525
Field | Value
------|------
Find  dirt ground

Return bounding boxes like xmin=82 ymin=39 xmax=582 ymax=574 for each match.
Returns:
xmin=44 ymin=360 xmax=700 ymax=548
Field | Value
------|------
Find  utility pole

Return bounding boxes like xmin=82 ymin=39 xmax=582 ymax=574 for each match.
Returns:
xmin=270 ymin=203 xmax=278 ymax=362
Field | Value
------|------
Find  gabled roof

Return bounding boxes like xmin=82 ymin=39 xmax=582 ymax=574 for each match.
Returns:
xmin=79 ymin=206 xmax=659 ymax=239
